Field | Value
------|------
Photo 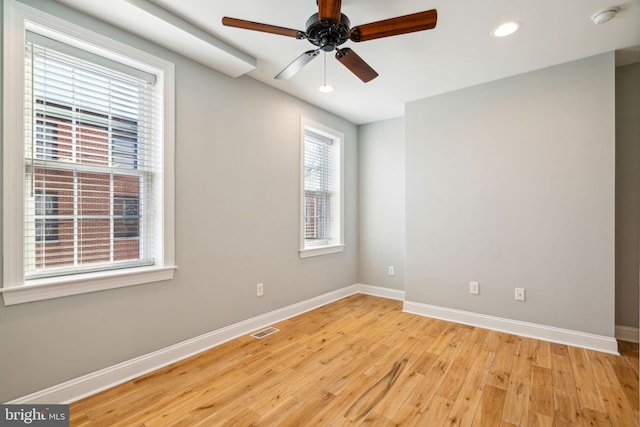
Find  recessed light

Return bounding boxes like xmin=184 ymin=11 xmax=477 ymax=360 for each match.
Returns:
xmin=493 ymin=21 xmax=521 ymax=37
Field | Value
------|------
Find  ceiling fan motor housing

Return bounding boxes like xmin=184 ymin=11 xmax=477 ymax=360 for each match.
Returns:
xmin=306 ymin=13 xmax=351 ymax=51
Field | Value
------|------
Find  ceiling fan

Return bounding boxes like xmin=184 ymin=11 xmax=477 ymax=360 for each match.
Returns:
xmin=222 ymin=0 xmax=437 ymax=83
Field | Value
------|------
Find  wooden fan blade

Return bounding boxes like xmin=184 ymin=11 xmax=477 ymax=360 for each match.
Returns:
xmin=275 ymin=50 xmax=321 ymax=80
xmin=335 ymin=48 xmax=378 ymax=83
xmin=318 ymin=0 xmax=342 ymax=22
xmin=349 ymin=9 xmax=437 ymax=42
xmin=222 ymin=17 xmax=305 ymax=39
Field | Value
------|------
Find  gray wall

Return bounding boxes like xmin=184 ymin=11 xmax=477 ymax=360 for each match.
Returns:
xmin=0 ymin=0 xmax=631 ymax=404
xmin=615 ymin=62 xmax=640 ymax=328
xmin=405 ymin=53 xmax=616 ymax=336
xmin=0 ymin=0 xmax=358 ymax=402
xmin=358 ymin=117 xmax=405 ymax=290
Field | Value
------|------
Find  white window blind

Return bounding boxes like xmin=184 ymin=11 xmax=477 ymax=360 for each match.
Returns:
xmin=303 ymin=129 xmax=336 ymax=248
xmin=23 ymin=31 xmax=160 ymax=279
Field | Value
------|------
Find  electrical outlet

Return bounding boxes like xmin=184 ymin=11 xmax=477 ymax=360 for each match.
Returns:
xmin=388 ymin=266 xmax=395 ymax=276
xmin=257 ymin=282 xmax=264 ymax=297
xmin=515 ymin=288 xmax=525 ymax=301
xmin=469 ymin=281 xmax=479 ymax=295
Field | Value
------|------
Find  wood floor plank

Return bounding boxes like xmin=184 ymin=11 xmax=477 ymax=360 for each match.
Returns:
xmin=501 ymin=373 xmax=530 ymax=426
xmin=480 ymin=329 xmax=502 ymax=353
xmin=551 ymin=352 xmax=585 ymax=427
xmin=501 ymin=337 xmax=533 ymax=426
xmin=68 ymin=295 xmax=639 ymax=426
xmin=611 ymin=363 xmax=639 ymax=412
xmin=599 ymin=385 xmax=639 ymax=427
xmin=436 ymin=356 xmax=474 ymax=402
xmin=256 ymin=397 xmax=302 ymax=425
xmin=568 ymin=346 xmax=607 ymax=412
xmin=416 ymin=394 xmax=455 ymax=426
xmin=407 ymin=358 xmax=450 ymax=411
xmin=426 ymin=323 xmax=460 ymax=355
xmin=391 ymin=404 xmax=423 ymax=425
xmin=344 ymin=358 xmax=407 ymax=422
xmin=528 ymin=365 xmax=554 ymax=423
xmin=514 ymin=337 xmax=533 ymax=376
xmin=466 ymin=349 xmax=495 ymax=389
xmin=322 ymin=341 xmax=390 ymax=396
xmin=530 ymin=339 xmax=552 ymax=369
xmin=550 ymin=342 xmax=570 ymax=356
xmin=213 ymin=409 xmax=261 ymax=427
xmin=423 ymin=317 xmax=451 ymax=338
xmin=619 ymin=340 xmax=639 ymax=378
xmin=371 ymin=364 xmax=426 ymax=420
xmin=471 ymin=385 xmax=507 ymax=427
xmin=588 ymin=350 xmax=622 ymax=388
xmin=274 ymin=390 xmax=337 ymax=426
xmin=241 ymin=368 xmax=302 ymax=416
xmin=446 ymin=376 xmax=483 ymax=427
xmin=76 ymin=381 xmax=164 ymax=424
xmin=551 ymin=352 xmax=579 ymax=397
xmin=486 ymin=337 xmax=516 ymax=390
xmin=527 ymin=412 xmax=554 ymax=427
xmin=360 ymin=410 xmax=395 ymax=427
xmin=408 ymin=335 xmax=465 ymax=411
xmin=581 ymin=407 xmax=613 ymax=427
xmin=553 ymin=393 xmax=584 ymax=427
xmin=145 ymin=367 xmax=278 ymax=426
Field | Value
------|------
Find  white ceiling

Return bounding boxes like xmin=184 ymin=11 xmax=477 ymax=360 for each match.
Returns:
xmin=57 ymin=0 xmax=640 ymax=124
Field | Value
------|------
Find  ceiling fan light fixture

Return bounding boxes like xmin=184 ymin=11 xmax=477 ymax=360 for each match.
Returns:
xmin=493 ymin=21 xmax=521 ymax=37
xmin=318 ymin=84 xmax=334 ymax=93
xmin=318 ymin=51 xmax=333 ymax=93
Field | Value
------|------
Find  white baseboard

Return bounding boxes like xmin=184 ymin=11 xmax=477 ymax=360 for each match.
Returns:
xmin=354 ymin=283 xmax=405 ymax=301
xmin=10 ymin=284 xmax=402 ymax=405
xmin=403 ymin=300 xmax=619 ymax=355
xmin=616 ymin=325 xmax=639 ymax=343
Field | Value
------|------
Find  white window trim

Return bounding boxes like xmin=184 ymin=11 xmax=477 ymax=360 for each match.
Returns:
xmin=299 ymin=117 xmax=344 ymax=258
xmin=2 ymin=0 xmax=176 ymax=305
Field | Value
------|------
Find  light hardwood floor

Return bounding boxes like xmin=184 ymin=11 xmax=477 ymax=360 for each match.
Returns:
xmin=70 ymin=294 xmax=639 ymax=426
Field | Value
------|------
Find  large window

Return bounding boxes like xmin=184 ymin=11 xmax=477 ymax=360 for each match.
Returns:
xmin=300 ymin=118 xmax=344 ymax=257
xmin=2 ymin=1 xmax=175 ymax=305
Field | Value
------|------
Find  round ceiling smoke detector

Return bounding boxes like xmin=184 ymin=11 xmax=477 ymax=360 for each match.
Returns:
xmin=591 ymin=7 xmax=619 ymax=25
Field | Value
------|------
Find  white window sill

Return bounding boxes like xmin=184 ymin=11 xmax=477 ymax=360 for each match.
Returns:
xmin=299 ymin=244 xmax=345 ymax=258
xmin=0 ymin=265 xmax=177 ymax=305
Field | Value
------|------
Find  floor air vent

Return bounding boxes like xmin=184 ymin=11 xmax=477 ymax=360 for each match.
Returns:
xmin=251 ymin=327 xmax=279 ymax=339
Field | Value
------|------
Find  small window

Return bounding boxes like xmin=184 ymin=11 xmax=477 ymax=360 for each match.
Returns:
xmin=300 ymin=118 xmax=344 ymax=257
